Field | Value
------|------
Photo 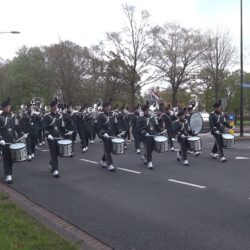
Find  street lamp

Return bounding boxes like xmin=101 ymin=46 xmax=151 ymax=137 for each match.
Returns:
xmin=240 ymin=0 xmax=244 ymax=136
xmin=0 ymin=31 xmax=20 ymax=34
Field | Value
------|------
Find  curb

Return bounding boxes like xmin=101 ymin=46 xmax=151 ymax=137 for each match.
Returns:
xmin=0 ymin=181 xmax=113 ymax=250
xmin=235 ymin=136 xmax=250 ymax=141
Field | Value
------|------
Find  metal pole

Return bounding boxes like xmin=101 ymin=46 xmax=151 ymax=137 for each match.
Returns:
xmin=240 ymin=0 xmax=244 ymax=136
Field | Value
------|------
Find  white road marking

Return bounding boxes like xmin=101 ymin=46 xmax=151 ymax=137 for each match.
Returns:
xmin=168 ymin=179 xmax=206 ymax=189
xmin=41 ymin=149 xmax=49 ymax=152
xmin=235 ymin=157 xmax=250 ymax=160
xmin=80 ymin=159 xmax=141 ymax=174
xmin=80 ymin=159 xmax=98 ymax=164
xmin=117 ymin=168 xmax=141 ymax=174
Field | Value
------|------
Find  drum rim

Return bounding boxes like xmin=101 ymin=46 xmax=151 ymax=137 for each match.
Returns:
xmin=112 ymin=138 xmax=125 ymax=143
xmin=154 ymin=136 xmax=168 ymax=142
xmin=58 ymin=139 xmax=72 ymax=145
xmin=10 ymin=143 xmax=26 ymax=149
xmin=188 ymin=136 xmax=200 ymax=141
xmin=222 ymin=134 xmax=234 ymax=139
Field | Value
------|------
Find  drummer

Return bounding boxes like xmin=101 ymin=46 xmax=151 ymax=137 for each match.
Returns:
xmin=173 ymin=110 xmax=198 ymax=166
xmin=96 ymin=102 xmax=116 ymax=171
xmin=209 ymin=101 xmax=233 ymax=162
xmin=0 ymin=98 xmax=27 ymax=184
xmin=42 ymin=99 xmax=66 ymax=178
xmin=136 ymin=104 xmax=160 ymax=169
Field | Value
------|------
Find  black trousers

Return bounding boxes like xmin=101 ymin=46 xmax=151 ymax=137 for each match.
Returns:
xmin=38 ymin=129 xmax=45 ymax=143
xmin=47 ymin=139 xmax=59 ymax=170
xmin=143 ymin=136 xmax=154 ymax=163
xmin=101 ymin=137 xmax=113 ymax=165
xmin=26 ymin=134 xmax=38 ymax=155
xmin=2 ymin=145 xmax=13 ymax=176
xmin=178 ymin=137 xmax=188 ymax=160
xmin=167 ymin=128 xmax=174 ymax=148
xmin=78 ymin=128 xmax=89 ymax=148
xmin=212 ymin=134 xmax=224 ymax=157
xmin=132 ymin=129 xmax=140 ymax=150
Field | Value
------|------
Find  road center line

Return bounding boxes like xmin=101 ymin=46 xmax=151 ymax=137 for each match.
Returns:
xmin=235 ymin=157 xmax=250 ymax=160
xmin=80 ymin=159 xmax=98 ymax=164
xmin=80 ymin=159 xmax=141 ymax=174
xmin=117 ymin=168 xmax=141 ymax=174
xmin=168 ymin=179 xmax=206 ymax=189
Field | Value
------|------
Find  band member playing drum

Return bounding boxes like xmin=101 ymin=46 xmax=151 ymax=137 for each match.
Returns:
xmin=159 ymin=104 xmax=175 ymax=152
xmin=0 ymin=98 xmax=27 ymax=183
xmin=97 ymin=102 xmax=116 ymax=171
xmin=209 ymin=101 xmax=233 ymax=162
xmin=130 ymin=105 xmax=141 ymax=154
xmin=42 ymin=99 xmax=66 ymax=178
xmin=174 ymin=110 xmax=198 ymax=166
xmin=137 ymin=105 xmax=160 ymax=169
xmin=19 ymin=103 xmax=40 ymax=160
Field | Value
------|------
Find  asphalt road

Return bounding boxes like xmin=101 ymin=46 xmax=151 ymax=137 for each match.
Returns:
xmin=1 ymin=134 xmax=250 ymax=250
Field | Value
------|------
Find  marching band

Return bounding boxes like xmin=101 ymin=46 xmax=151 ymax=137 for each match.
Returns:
xmin=0 ymin=96 xmax=236 ymax=184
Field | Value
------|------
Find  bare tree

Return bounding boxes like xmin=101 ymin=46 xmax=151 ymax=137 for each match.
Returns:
xmin=200 ymin=28 xmax=237 ymax=101
xmin=106 ymin=4 xmax=156 ymax=108
xmin=149 ymin=23 xmax=206 ymax=106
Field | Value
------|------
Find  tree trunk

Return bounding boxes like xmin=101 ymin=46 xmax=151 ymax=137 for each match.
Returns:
xmin=172 ymin=88 xmax=178 ymax=107
xmin=130 ymin=84 xmax=136 ymax=110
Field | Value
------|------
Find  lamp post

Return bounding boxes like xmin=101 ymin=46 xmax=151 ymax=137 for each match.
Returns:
xmin=240 ymin=0 xmax=244 ymax=137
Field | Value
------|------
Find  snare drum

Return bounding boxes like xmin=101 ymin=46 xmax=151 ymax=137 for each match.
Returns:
xmin=154 ymin=136 xmax=168 ymax=153
xmin=188 ymin=136 xmax=202 ymax=151
xmin=112 ymin=138 xmax=125 ymax=154
xmin=222 ymin=134 xmax=235 ymax=149
xmin=10 ymin=143 xmax=27 ymax=162
xmin=57 ymin=139 xmax=73 ymax=157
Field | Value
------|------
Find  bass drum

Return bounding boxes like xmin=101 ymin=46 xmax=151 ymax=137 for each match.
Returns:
xmin=189 ymin=112 xmax=204 ymax=134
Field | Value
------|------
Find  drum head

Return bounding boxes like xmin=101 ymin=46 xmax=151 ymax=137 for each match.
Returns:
xmin=222 ymin=134 xmax=234 ymax=139
xmin=10 ymin=143 xmax=25 ymax=149
xmin=154 ymin=136 xmax=167 ymax=142
xmin=112 ymin=138 xmax=125 ymax=143
xmin=189 ymin=112 xmax=204 ymax=134
xmin=188 ymin=136 xmax=200 ymax=141
xmin=58 ymin=139 xmax=72 ymax=145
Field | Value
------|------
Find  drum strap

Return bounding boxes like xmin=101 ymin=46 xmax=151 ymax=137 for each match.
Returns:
xmin=48 ymin=117 xmax=56 ymax=127
xmin=180 ymin=122 xmax=185 ymax=132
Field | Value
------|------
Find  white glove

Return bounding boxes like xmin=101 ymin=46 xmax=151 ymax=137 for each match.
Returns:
xmin=48 ymin=135 xmax=54 ymax=140
xmin=215 ymin=130 xmax=220 ymax=135
xmin=181 ymin=134 xmax=185 ymax=139
xmin=103 ymin=133 xmax=109 ymax=139
xmin=23 ymin=133 xmax=28 ymax=139
xmin=0 ymin=140 xmax=5 ymax=146
xmin=145 ymin=133 xmax=149 ymax=136
xmin=67 ymin=131 xmax=73 ymax=135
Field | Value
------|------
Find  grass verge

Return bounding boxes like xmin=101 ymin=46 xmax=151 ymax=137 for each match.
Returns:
xmin=0 ymin=192 xmax=79 ymax=250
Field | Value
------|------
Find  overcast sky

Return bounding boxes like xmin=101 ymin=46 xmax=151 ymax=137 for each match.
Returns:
xmin=1 ymin=0 xmax=250 ymax=69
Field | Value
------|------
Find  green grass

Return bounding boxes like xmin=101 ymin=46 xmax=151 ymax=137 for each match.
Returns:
xmin=243 ymin=120 xmax=250 ymax=126
xmin=0 ymin=192 xmax=79 ymax=250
